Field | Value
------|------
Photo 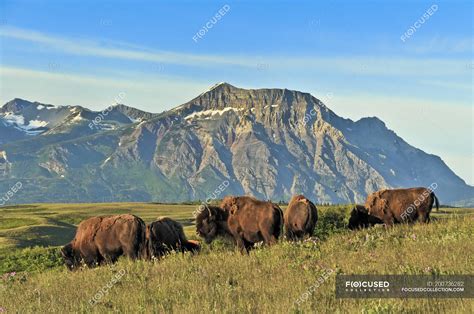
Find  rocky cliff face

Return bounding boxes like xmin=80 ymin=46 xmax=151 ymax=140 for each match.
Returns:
xmin=0 ymin=83 xmax=472 ymax=205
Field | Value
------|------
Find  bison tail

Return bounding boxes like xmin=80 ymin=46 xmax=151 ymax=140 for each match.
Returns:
xmin=144 ymin=224 xmax=155 ymax=260
xmin=273 ymin=205 xmax=284 ymax=240
xmin=432 ymin=193 xmax=439 ymax=212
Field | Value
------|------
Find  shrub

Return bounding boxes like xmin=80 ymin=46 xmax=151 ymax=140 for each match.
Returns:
xmin=314 ymin=206 xmax=348 ymax=240
xmin=0 ymin=246 xmax=63 ymax=274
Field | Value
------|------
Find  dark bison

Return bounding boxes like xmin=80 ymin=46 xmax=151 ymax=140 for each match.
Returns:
xmin=195 ymin=196 xmax=283 ymax=253
xmin=195 ymin=205 xmax=231 ymax=244
xmin=284 ymin=195 xmax=318 ymax=240
xmin=365 ymin=187 xmax=439 ymax=225
xmin=146 ymin=217 xmax=200 ymax=258
xmin=61 ymin=214 xmax=146 ymax=270
xmin=347 ymin=205 xmax=383 ymax=230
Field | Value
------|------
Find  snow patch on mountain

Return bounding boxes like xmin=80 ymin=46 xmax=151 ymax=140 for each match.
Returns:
xmin=2 ymin=113 xmax=48 ymax=133
xmin=185 ymin=107 xmax=243 ymax=120
xmin=3 ymin=112 xmax=25 ymax=126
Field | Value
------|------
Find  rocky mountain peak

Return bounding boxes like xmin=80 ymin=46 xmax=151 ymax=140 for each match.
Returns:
xmin=1 ymin=85 xmax=472 ymax=206
xmin=1 ymin=98 xmax=34 ymax=113
xmin=173 ymin=83 xmax=335 ymax=128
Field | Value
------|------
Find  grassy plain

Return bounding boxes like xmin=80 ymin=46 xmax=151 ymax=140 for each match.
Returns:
xmin=0 ymin=203 xmax=473 ymax=313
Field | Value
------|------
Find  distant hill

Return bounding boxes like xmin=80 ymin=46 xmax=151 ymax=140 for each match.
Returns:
xmin=0 ymin=83 xmax=472 ymax=205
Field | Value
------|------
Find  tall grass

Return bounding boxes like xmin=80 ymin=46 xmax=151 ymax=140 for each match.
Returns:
xmin=1 ymin=215 xmax=473 ymax=313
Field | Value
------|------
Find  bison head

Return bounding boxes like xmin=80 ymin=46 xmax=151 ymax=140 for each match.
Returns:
xmin=348 ymin=206 xmax=369 ymax=230
xmin=60 ymin=243 xmax=78 ymax=270
xmin=195 ymin=205 xmax=225 ymax=244
xmin=348 ymin=205 xmax=383 ymax=229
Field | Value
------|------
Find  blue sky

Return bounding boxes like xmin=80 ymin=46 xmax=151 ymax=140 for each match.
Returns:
xmin=0 ymin=0 xmax=472 ymax=184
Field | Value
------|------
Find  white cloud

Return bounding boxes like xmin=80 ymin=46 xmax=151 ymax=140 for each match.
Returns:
xmin=0 ymin=26 xmax=471 ymax=78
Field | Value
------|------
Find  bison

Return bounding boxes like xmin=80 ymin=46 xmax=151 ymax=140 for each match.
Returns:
xmin=365 ymin=187 xmax=439 ymax=225
xmin=284 ymin=195 xmax=318 ymax=240
xmin=220 ymin=196 xmax=283 ymax=253
xmin=195 ymin=196 xmax=283 ymax=253
xmin=61 ymin=214 xmax=147 ymax=270
xmin=195 ymin=205 xmax=231 ymax=245
xmin=146 ymin=217 xmax=200 ymax=259
xmin=347 ymin=205 xmax=383 ymax=230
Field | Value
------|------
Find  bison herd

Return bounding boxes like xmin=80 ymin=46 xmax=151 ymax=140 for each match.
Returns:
xmin=61 ymin=187 xmax=439 ymax=270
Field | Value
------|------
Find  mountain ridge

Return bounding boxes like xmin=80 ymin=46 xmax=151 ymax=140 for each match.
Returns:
xmin=0 ymin=83 xmax=472 ymax=206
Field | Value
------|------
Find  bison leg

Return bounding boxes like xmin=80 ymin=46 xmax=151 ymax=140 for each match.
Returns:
xmin=383 ymin=213 xmax=395 ymax=227
xmin=418 ymin=211 xmax=430 ymax=223
xmin=233 ymin=235 xmax=250 ymax=254
xmin=285 ymin=229 xmax=294 ymax=241
xmin=123 ymin=247 xmax=139 ymax=260
xmin=261 ymin=229 xmax=278 ymax=246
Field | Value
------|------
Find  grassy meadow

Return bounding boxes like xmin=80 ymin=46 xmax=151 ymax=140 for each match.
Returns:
xmin=0 ymin=203 xmax=473 ymax=313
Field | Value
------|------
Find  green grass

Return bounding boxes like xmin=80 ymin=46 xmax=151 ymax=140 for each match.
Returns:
xmin=0 ymin=203 xmax=473 ymax=312
xmin=0 ymin=217 xmax=38 ymax=230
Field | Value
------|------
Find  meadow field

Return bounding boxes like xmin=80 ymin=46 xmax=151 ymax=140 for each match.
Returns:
xmin=0 ymin=203 xmax=473 ymax=313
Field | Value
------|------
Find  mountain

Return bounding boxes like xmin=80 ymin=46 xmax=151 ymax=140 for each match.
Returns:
xmin=0 ymin=98 xmax=158 ymax=144
xmin=0 ymin=83 xmax=472 ymax=206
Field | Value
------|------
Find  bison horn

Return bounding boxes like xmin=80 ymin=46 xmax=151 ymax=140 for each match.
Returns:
xmin=206 ymin=205 xmax=212 ymax=217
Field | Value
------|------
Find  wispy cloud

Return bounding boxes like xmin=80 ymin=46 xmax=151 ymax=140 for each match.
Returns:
xmin=419 ymin=79 xmax=473 ymax=91
xmin=0 ymin=26 xmax=254 ymax=67
xmin=1 ymin=26 xmax=470 ymax=78
xmin=406 ymin=37 xmax=474 ymax=54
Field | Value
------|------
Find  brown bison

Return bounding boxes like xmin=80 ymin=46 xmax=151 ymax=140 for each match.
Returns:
xmin=284 ymin=195 xmax=318 ymax=240
xmin=365 ymin=187 xmax=439 ymax=225
xmin=61 ymin=214 xmax=146 ymax=270
xmin=146 ymin=217 xmax=200 ymax=258
xmin=347 ymin=205 xmax=383 ymax=230
xmin=195 ymin=196 xmax=283 ymax=253
xmin=220 ymin=196 xmax=283 ymax=252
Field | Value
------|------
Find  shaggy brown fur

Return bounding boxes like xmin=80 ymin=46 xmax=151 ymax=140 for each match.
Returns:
xmin=284 ymin=195 xmax=318 ymax=240
xmin=220 ymin=196 xmax=283 ymax=253
xmin=61 ymin=214 xmax=146 ymax=270
xmin=146 ymin=217 xmax=200 ymax=258
xmin=365 ymin=187 xmax=439 ymax=225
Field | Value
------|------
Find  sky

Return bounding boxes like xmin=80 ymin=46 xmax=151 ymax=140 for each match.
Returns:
xmin=0 ymin=0 xmax=472 ymax=184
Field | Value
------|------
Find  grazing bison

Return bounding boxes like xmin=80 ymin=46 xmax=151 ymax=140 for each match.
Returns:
xmin=284 ymin=195 xmax=318 ymax=240
xmin=146 ymin=217 xmax=200 ymax=258
xmin=195 ymin=197 xmax=283 ymax=253
xmin=348 ymin=205 xmax=383 ymax=230
xmin=61 ymin=214 xmax=146 ymax=270
xmin=220 ymin=196 xmax=283 ymax=253
xmin=365 ymin=187 xmax=439 ymax=225
xmin=195 ymin=205 xmax=231 ymax=244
